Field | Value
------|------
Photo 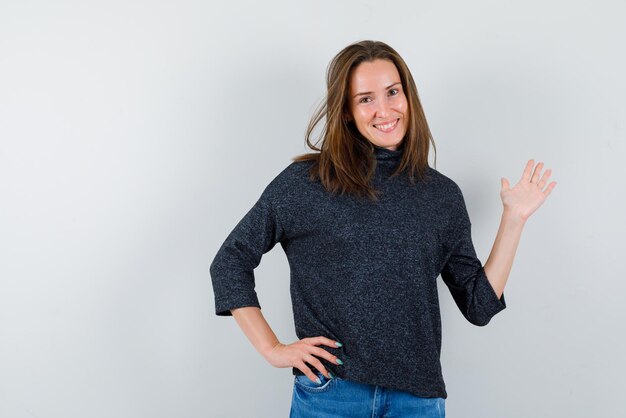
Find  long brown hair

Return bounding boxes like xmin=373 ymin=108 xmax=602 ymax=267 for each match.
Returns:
xmin=292 ymin=40 xmax=437 ymax=201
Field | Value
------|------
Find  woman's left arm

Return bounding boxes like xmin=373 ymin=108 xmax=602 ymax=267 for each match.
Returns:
xmin=483 ymin=159 xmax=557 ymax=298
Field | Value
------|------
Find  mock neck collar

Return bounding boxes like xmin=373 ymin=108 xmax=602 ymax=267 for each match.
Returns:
xmin=372 ymin=141 xmax=405 ymax=161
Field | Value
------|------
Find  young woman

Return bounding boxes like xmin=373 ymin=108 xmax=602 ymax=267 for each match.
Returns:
xmin=210 ymin=40 xmax=556 ymax=418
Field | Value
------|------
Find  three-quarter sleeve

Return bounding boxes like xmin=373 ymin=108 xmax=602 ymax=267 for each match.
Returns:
xmin=440 ymin=188 xmax=507 ymax=326
xmin=209 ymin=190 xmax=284 ymax=316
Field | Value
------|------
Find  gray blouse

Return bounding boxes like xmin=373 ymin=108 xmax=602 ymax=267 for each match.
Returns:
xmin=209 ymin=143 xmax=506 ymax=399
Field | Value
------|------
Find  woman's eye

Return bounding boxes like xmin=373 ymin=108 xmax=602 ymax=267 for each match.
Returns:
xmin=358 ymin=89 xmax=399 ymax=103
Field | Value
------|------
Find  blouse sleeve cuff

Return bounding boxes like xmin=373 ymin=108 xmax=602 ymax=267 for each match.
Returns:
xmin=215 ymin=291 xmax=261 ymax=316
xmin=474 ymin=267 xmax=507 ymax=324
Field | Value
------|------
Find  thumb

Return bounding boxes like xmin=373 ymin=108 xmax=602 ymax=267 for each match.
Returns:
xmin=501 ymin=177 xmax=510 ymax=190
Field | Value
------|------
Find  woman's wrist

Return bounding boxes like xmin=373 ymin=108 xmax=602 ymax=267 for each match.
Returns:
xmin=261 ymin=340 xmax=283 ymax=360
xmin=502 ymin=206 xmax=527 ymax=227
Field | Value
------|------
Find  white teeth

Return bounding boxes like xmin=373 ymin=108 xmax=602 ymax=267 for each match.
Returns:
xmin=374 ymin=119 xmax=398 ymax=130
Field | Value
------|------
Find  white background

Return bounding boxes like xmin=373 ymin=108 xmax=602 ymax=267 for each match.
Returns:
xmin=1 ymin=1 xmax=624 ymax=417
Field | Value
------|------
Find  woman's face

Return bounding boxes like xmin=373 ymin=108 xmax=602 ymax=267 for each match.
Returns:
xmin=347 ymin=59 xmax=409 ymax=151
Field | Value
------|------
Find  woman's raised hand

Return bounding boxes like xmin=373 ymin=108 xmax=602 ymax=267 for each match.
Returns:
xmin=500 ymin=159 xmax=557 ymax=221
xmin=264 ymin=336 xmax=343 ymax=383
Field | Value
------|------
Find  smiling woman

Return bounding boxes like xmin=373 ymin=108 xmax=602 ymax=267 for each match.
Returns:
xmin=291 ymin=40 xmax=437 ymax=202
xmin=210 ymin=39 xmax=556 ymax=418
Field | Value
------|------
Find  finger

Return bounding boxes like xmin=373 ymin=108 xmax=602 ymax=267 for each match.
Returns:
xmin=296 ymin=362 xmax=320 ymax=384
xmin=521 ymin=159 xmax=535 ymax=182
xmin=303 ymin=354 xmax=331 ymax=381
xmin=309 ymin=345 xmax=343 ymax=371
xmin=309 ymin=336 xmax=343 ymax=349
xmin=531 ymin=161 xmax=544 ymax=184
xmin=537 ymin=168 xmax=552 ymax=189
xmin=501 ymin=177 xmax=510 ymax=191
xmin=543 ymin=181 xmax=557 ymax=197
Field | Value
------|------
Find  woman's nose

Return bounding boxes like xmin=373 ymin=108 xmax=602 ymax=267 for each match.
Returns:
xmin=375 ymin=99 xmax=391 ymax=117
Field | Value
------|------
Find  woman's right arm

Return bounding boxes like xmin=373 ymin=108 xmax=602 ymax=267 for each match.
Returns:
xmin=211 ymin=189 xmax=342 ymax=382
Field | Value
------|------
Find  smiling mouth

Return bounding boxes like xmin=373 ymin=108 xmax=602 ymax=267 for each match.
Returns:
xmin=373 ymin=118 xmax=399 ymax=132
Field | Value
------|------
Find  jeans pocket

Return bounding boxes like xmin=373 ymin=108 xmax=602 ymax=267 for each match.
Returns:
xmin=294 ymin=371 xmax=335 ymax=392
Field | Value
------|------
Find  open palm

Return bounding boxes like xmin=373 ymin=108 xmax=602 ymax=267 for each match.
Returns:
xmin=501 ymin=159 xmax=557 ymax=221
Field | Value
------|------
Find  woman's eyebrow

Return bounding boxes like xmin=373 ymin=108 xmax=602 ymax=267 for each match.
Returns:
xmin=353 ymin=82 xmax=401 ymax=98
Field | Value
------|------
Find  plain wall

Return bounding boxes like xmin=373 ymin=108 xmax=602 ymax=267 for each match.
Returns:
xmin=1 ymin=0 xmax=624 ymax=417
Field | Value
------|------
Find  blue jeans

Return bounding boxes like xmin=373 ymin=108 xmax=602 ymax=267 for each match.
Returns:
xmin=290 ymin=371 xmax=445 ymax=417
